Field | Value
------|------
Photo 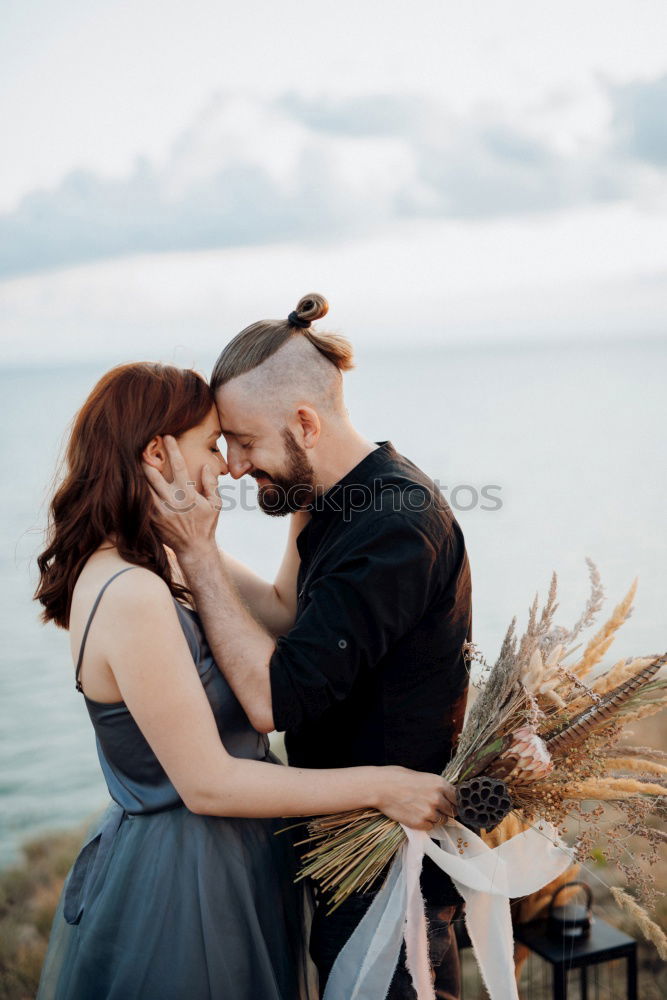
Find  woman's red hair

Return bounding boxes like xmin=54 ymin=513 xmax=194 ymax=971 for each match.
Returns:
xmin=35 ymin=362 xmax=214 ymax=629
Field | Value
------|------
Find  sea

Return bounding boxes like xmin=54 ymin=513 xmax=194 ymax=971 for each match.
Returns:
xmin=1 ymin=336 xmax=666 ymax=868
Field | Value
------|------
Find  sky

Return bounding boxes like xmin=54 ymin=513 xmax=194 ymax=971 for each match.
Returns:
xmin=1 ymin=0 xmax=667 ymax=363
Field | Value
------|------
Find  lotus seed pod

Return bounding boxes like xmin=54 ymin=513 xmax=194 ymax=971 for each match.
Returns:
xmin=455 ymin=776 xmax=513 ymax=831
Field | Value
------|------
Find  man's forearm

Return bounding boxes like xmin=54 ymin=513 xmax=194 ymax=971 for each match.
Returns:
xmin=223 ymin=551 xmax=295 ymax=638
xmin=221 ymin=511 xmax=307 ymax=637
xmin=179 ymin=542 xmax=277 ymax=733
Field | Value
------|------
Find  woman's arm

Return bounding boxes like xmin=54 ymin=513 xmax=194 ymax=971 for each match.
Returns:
xmin=99 ymin=567 xmax=455 ymax=828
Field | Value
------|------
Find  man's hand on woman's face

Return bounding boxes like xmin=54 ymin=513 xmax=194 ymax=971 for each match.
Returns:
xmin=142 ymin=435 xmax=223 ymax=558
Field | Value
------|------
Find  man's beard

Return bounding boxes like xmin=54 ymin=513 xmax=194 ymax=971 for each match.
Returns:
xmin=252 ymin=428 xmax=315 ymax=517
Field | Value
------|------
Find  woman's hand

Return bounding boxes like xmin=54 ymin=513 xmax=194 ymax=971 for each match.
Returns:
xmin=375 ymin=766 xmax=458 ymax=831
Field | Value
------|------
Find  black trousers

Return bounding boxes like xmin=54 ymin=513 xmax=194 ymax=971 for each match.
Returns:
xmin=309 ymin=885 xmax=464 ymax=1000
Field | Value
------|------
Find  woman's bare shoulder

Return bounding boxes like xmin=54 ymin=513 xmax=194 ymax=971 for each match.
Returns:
xmin=72 ymin=551 xmax=172 ymax=623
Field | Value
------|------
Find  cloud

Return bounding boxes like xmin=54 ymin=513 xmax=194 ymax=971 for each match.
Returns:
xmin=610 ymin=73 xmax=667 ymax=165
xmin=1 ymin=81 xmax=666 ymax=280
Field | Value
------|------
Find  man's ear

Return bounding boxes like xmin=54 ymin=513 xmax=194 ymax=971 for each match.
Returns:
xmin=296 ymin=406 xmax=321 ymax=448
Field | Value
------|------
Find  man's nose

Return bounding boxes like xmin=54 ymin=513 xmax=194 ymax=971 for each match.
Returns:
xmin=227 ymin=454 xmax=253 ymax=480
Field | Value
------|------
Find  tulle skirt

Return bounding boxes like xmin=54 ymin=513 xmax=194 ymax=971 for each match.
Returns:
xmin=36 ymin=799 xmax=317 ymax=1000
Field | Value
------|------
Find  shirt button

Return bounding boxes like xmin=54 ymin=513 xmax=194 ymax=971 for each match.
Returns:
xmin=338 ymin=639 xmax=348 ymax=649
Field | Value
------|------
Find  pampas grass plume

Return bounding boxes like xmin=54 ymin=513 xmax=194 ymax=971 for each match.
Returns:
xmin=610 ymin=887 xmax=667 ymax=959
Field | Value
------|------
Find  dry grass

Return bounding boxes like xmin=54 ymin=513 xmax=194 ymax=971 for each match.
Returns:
xmin=0 ymin=821 xmax=87 ymax=1000
xmin=571 ymin=579 xmax=638 ymax=679
xmin=611 ymin=887 xmax=667 ymax=958
xmin=557 ymin=776 xmax=666 ymax=798
xmin=603 ymin=757 xmax=667 ymax=776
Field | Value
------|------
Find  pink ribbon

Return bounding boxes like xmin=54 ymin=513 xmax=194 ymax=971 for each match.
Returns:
xmin=322 ymin=817 xmax=576 ymax=1000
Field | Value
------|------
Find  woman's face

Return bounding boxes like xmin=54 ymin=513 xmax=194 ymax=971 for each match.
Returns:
xmin=143 ymin=404 xmax=226 ymax=495
xmin=175 ymin=404 xmax=227 ymax=493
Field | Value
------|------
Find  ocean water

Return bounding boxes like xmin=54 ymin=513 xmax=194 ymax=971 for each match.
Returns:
xmin=1 ymin=337 xmax=666 ymax=868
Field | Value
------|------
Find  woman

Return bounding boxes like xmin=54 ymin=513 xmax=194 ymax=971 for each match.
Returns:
xmin=34 ymin=361 xmax=457 ymax=1000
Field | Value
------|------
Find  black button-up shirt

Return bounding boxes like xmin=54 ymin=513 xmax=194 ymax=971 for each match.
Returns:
xmin=270 ymin=440 xmax=471 ymax=765
xmin=269 ymin=440 xmax=472 ymax=903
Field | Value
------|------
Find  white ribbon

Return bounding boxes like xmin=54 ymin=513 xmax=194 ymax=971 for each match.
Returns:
xmin=322 ymin=817 xmax=576 ymax=1000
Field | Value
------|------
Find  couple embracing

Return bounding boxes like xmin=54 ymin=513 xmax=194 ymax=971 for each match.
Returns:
xmin=35 ymin=293 xmax=472 ymax=1000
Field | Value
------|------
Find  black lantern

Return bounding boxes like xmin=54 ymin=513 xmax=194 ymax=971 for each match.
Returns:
xmin=545 ymin=882 xmax=593 ymax=940
xmin=515 ymin=879 xmax=637 ymax=1000
xmin=454 ymin=880 xmax=638 ymax=1000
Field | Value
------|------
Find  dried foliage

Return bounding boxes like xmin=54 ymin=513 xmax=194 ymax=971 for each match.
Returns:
xmin=571 ymin=578 xmax=637 ymax=680
xmin=610 ymin=888 xmax=667 ymax=959
xmin=291 ymin=561 xmax=667 ymax=954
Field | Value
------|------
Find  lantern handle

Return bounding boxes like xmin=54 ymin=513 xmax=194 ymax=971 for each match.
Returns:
xmin=548 ymin=880 xmax=593 ymax=916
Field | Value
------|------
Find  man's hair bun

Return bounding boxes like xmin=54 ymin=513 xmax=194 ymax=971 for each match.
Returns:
xmin=211 ymin=291 xmax=354 ymax=391
xmin=288 ymin=293 xmax=329 ymax=329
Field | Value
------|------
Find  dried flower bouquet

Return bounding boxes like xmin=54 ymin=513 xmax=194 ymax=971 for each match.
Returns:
xmin=293 ymin=560 xmax=667 ymax=956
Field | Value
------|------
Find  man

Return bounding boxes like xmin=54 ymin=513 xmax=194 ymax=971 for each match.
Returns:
xmin=145 ymin=294 xmax=472 ymax=999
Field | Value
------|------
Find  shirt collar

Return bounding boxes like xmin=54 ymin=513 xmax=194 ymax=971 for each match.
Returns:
xmin=305 ymin=440 xmax=398 ymax=524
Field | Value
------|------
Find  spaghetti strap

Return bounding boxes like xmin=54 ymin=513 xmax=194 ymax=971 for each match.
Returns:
xmin=74 ymin=566 xmax=139 ymax=693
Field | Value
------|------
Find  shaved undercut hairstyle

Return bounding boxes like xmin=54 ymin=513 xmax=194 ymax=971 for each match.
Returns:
xmin=210 ymin=294 xmax=355 ymax=407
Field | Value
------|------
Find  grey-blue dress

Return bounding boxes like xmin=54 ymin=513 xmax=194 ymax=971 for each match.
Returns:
xmin=36 ymin=567 xmax=316 ymax=1000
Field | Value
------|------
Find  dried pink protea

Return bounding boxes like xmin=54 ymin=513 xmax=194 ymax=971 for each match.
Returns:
xmin=499 ymin=725 xmax=554 ymax=785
